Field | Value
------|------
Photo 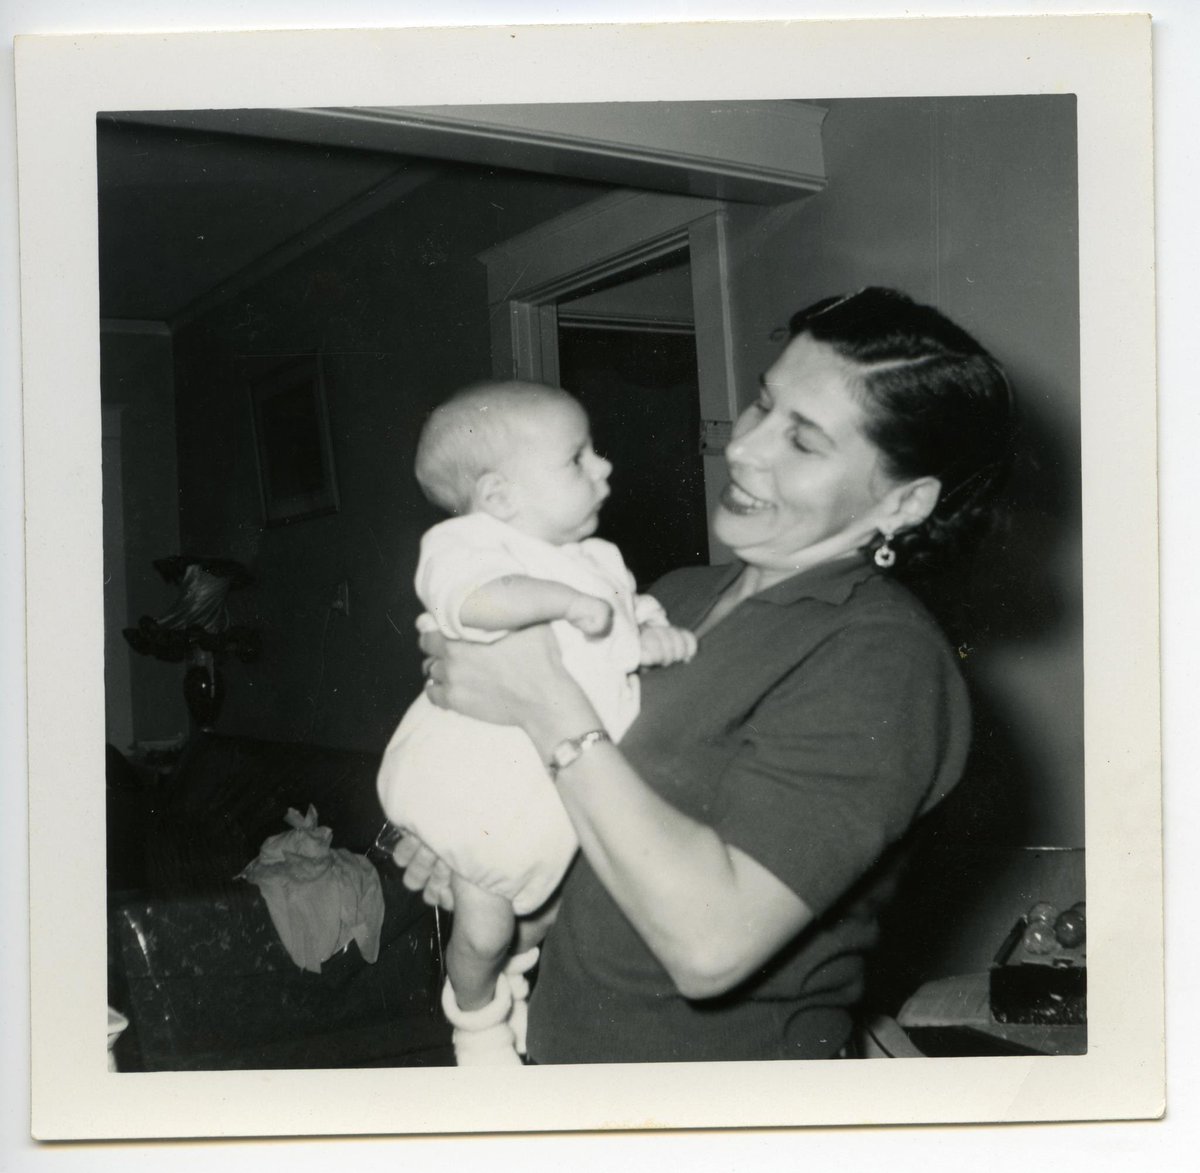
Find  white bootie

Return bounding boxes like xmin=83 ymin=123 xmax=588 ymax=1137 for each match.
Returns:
xmin=503 ymin=947 xmax=540 ymax=1057
xmin=441 ymin=976 xmax=523 ymax=1066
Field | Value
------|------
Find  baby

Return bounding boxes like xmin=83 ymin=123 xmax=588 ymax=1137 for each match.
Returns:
xmin=376 ymin=380 xmax=696 ymax=1065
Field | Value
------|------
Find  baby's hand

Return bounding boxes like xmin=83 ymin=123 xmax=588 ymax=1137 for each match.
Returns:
xmin=638 ymin=624 xmax=698 ymax=667
xmin=565 ymin=593 xmax=614 ymax=637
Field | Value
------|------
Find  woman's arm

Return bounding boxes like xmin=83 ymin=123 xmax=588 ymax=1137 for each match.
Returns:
xmin=422 ymin=625 xmax=813 ymax=998
xmin=551 ymin=736 xmax=814 ymax=998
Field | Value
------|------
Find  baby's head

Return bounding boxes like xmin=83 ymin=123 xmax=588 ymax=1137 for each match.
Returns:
xmin=415 ymin=380 xmax=613 ymax=544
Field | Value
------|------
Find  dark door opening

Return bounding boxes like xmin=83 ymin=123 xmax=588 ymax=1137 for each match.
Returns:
xmin=557 ymin=325 xmax=709 ymax=590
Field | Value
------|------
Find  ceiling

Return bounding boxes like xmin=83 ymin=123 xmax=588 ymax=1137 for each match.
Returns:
xmin=97 ymin=117 xmax=436 ymax=324
xmin=96 ymin=102 xmax=825 ymax=329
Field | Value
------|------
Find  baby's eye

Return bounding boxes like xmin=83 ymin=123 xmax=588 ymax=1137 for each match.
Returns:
xmin=788 ymin=431 xmax=812 ymax=454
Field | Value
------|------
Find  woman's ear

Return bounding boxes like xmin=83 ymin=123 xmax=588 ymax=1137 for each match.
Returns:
xmin=473 ymin=471 xmax=516 ymax=520
xmin=881 ymin=476 xmax=942 ymax=534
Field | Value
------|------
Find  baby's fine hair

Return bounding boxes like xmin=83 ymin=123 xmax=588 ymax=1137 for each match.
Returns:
xmin=415 ymin=380 xmax=577 ymax=514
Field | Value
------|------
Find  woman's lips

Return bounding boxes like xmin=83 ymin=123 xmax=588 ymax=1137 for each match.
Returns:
xmin=721 ymin=480 xmax=772 ymax=515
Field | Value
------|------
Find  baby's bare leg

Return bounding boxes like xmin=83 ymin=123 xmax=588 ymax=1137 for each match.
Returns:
xmin=515 ymin=893 xmax=560 ymax=954
xmin=446 ymin=873 xmax=516 ymax=1011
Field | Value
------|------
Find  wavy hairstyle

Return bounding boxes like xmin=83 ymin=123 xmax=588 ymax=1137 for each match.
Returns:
xmin=787 ymin=287 xmax=1017 ymax=570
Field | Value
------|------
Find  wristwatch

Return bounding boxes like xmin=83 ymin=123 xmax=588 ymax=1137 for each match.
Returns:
xmin=546 ymin=729 xmax=611 ymax=779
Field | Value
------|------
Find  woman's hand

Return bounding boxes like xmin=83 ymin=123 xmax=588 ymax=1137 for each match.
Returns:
xmin=391 ymin=831 xmax=455 ymax=910
xmin=420 ymin=618 xmax=598 ymax=752
xmin=415 ymin=624 xmax=813 ymax=1000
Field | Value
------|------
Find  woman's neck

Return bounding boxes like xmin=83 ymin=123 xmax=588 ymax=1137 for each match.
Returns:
xmin=693 ymin=566 xmax=774 ymax=639
xmin=694 ymin=551 xmax=863 ymax=639
xmin=740 ymin=546 xmax=865 ymax=593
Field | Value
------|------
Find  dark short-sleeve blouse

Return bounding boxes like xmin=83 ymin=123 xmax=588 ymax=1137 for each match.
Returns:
xmin=527 ymin=555 xmax=971 ymax=1064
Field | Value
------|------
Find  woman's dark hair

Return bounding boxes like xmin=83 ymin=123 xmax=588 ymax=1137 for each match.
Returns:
xmin=787 ymin=286 xmax=1016 ymax=571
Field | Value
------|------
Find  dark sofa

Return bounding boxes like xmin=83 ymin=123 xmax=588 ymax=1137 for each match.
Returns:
xmin=106 ymin=733 xmax=452 ymax=1071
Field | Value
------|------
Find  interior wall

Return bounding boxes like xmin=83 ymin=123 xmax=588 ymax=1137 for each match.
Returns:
xmin=170 ymin=167 xmax=605 ymax=752
xmin=724 ymin=95 xmax=1082 ymax=846
xmin=100 ymin=327 xmax=188 ymax=748
xmin=164 ymin=96 xmax=1081 ymax=847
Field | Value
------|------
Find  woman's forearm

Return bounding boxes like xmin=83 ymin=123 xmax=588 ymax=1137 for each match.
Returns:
xmin=420 ymin=622 xmax=812 ymax=995
xmin=522 ymin=688 xmax=812 ymax=999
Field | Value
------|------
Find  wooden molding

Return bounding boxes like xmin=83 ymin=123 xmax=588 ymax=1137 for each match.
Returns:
xmin=478 ymin=190 xmax=723 ymax=305
xmin=478 ymin=189 xmax=745 ymax=564
xmin=329 ymin=102 xmax=826 ymax=204
xmin=111 ymin=102 xmax=827 ymax=207
xmin=557 ymin=313 xmax=695 ymax=335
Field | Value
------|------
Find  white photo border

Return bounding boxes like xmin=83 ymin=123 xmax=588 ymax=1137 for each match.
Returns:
xmin=15 ymin=15 xmax=1160 ymax=1140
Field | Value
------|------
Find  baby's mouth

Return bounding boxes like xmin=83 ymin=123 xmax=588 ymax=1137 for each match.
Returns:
xmin=721 ymin=480 xmax=773 ymax=515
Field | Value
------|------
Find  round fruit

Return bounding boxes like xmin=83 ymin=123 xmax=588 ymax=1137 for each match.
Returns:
xmin=1054 ymin=909 xmax=1086 ymax=948
xmin=1027 ymin=902 xmax=1057 ymax=924
xmin=1022 ymin=922 xmax=1058 ymax=954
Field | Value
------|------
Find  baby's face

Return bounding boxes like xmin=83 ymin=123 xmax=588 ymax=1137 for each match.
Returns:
xmin=500 ymin=399 xmax=613 ymax=544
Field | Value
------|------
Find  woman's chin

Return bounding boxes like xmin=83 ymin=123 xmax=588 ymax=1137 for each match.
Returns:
xmin=713 ymin=504 xmax=771 ymax=550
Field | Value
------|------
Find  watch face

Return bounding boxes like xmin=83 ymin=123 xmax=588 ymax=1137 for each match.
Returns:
xmin=549 ymin=730 xmax=609 ymax=776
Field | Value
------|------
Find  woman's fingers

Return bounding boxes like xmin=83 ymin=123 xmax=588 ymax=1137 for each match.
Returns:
xmin=391 ymin=832 xmax=455 ymax=910
xmin=423 ymin=859 xmax=455 ymax=910
xmin=390 ymin=833 xmax=421 ymax=869
xmin=416 ymin=621 xmax=577 ymax=726
xmin=395 ymin=839 xmax=439 ymax=891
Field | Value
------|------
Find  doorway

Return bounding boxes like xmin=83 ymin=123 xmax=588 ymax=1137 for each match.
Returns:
xmin=478 ymin=190 xmax=742 ymax=569
xmin=555 ymin=252 xmax=708 ymax=587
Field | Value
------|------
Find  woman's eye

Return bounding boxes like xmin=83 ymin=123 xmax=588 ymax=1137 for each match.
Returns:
xmin=788 ymin=432 xmax=812 ymax=454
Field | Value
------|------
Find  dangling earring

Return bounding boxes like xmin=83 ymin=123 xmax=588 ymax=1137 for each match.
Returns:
xmin=874 ymin=533 xmax=896 ymax=569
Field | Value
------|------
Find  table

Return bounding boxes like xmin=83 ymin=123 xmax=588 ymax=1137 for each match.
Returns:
xmin=898 ymin=972 xmax=1087 ymax=1057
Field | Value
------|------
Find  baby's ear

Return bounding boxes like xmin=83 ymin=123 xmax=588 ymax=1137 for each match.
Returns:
xmin=473 ymin=471 xmax=516 ymax=520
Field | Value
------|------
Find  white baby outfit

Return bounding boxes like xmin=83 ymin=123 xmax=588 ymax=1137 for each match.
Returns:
xmin=377 ymin=512 xmax=658 ymax=915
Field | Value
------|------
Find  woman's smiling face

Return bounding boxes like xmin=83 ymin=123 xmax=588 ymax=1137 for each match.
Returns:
xmin=713 ymin=333 xmax=903 ymax=581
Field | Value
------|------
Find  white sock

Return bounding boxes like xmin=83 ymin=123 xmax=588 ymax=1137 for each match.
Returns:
xmin=441 ymin=976 xmax=522 ymax=1067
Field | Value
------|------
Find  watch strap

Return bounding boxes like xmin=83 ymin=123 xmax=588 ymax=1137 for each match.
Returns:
xmin=547 ymin=729 xmax=611 ymax=779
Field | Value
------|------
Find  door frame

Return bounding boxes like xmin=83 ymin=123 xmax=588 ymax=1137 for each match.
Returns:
xmin=477 ymin=190 xmax=741 ymax=561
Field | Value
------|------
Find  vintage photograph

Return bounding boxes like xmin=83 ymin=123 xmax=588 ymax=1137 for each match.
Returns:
xmin=15 ymin=17 xmax=1160 ymax=1140
xmin=99 ymin=96 xmax=1084 ymax=1075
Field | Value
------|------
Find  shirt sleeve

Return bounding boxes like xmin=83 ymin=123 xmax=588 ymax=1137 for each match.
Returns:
xmin=715 ymin=618 xmax=970 ymax=918
xmin=415 ymin=518 xmax=526 ymax=642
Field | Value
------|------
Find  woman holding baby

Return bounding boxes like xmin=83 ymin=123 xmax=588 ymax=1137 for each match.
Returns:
xmin=401 ymin=286 xmax=1015 ymax=1063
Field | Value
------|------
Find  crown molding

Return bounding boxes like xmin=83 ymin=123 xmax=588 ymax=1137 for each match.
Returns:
xmin=111 ymin=101 xmax=827 ymax=207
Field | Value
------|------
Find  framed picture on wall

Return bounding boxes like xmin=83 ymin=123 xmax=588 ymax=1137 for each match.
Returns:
xmin=249 ymin=353 xmax=340 ymax=525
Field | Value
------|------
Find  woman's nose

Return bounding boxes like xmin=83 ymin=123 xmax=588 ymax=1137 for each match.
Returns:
xmin=726 ymin=413 xmax=767 ymax=465
xmin=593 ymin=453 xmax=613 ymax=480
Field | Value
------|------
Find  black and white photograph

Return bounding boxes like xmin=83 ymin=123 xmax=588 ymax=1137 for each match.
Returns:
xmin=98 ymin=94 xmax=1084 ymax=1075
xmin=11 ymin=11 xmax=1164 ymax=1148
